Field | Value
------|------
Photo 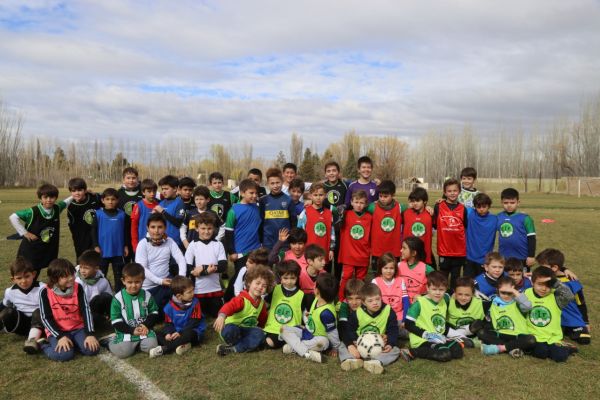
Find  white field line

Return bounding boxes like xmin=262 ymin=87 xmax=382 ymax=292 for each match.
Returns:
xmin=98 ymin=352 xmax=172 ymax=400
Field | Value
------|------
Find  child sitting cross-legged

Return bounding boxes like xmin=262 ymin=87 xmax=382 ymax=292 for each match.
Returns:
xmin=75 ymin=250 xmax=113 ymax=329
xmin=504 ymin=258 xmax=532 ymax=293
xmin=445 ymin=277 xmax=485 ymax=348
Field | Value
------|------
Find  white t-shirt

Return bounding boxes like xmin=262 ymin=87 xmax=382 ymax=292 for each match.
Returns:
xmin=185 ymin=239 xmax=227 ymax=294
xmin=2 ymin=281 xmax=46 ymax=316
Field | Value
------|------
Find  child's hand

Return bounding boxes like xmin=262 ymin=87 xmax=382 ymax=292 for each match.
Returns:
xmin=191 ymin=267 xmax=202 ymax=277
xmin=327 ymin=348 xmax=338 ymax=358
xmin=512 ymin=288 xmax=521 ymax=297
xmin=136 ymin=324 xmax=149 ymax=336
xmin=526 ymin=257 xmax=536 ymax=267
xmin=207 ymin=265 xmax=218 ymax=274
xmin=84 ymin=335 xmax=100 ymax=352
xmin=229 ymin=254 xmax=238 ymax=262
xmin=348 ymin=344 xmax=361 ymax=359
xmin=153 ymin=205 xmax=164 ymax=214
xmin=425 ymin=205 xmax=434 ymax=215
xmin=55 ymin=336 xmax=73 ymax=353
xmin=124 ymin=246 xmax=129 ymax=257
xmin=213 ymin=316 xmax=225 ymax=333
xmin=133 ymin=326 xmax=144 ymax=336
xmin=328 ymin=251 xmax=334 ymax=262
xmin=24 ymin=232 xmax=38 ymax=241
xmin=564 ymin=268 xmax=579 ymax=281
xmin=278 ymin=228 xmax=289 ymax=242
xmin=162 ymin=278 xmax=172 ymax=286
xmin=183 ymin=240 xmax=189 ymax=249
xmin=381 ymin=334 xmax=388 ymax=345
xmin=382 ymin=344 xmax=392 ymax=353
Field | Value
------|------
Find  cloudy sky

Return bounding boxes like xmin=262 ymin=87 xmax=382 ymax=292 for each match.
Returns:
xmin=1 ymin=0 xmax=599 ymax=158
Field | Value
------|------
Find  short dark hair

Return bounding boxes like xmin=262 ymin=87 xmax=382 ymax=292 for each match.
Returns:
xmin=315 ymin=272 xmax=336 ymax=303
xmin=501 ymin=187 xmax=519 ymax=200
xmin=376 ymin=253 xmax=397 ymax=277
xmin=288 ymin=228 xmax=308 ymax=244
xmin=504 ymin=258 xmax=524 ymax=273
xmin=102 ymin=187 xmax=119 ymax=199
xmin=408 ymin=187 xmax=428 ymax=202
xmin=209 ymin=172 xmax=224 ymax=183
xmin=460 ymin=167 xmax=477 ymax=179
xmin=239 ymin=178 xmax=259 ymax=194
xmin=266 ymin=167 xmax=283 ymax=180
xmin=248 ymin=168 xmax=263 ymax=179
xmin=37 ymin=183 xmax=59 ymax=199
xmin=351 ymin=189 xmax=368 ymax=201
xmin=443 ymin=178 xmax=460 ymax=192
xmin=454 ymin=276 xmax=475 ymax=292
xmin=193 ymin=185 xmax=211 ymax=199
xmin=282 ymin=163 xmax=297 ymax=173
xmin=290 ymin=178 xmax=306 ymax=192
xmin=122 ymin=167 xmax=138 ymax=177
xmin=140 ymin=179 xmax=158 ymax=193
xmin=193 ymin=211 xmax=217 ymax=228
xmin=10 ymin=257 xmax=35 ymax=277
xmin=359 ymin=282 xmax=382 ymax=299
xmin=344 ymin=279 xmax=365 ymax=298
xmin=324 ymin=161 xmax=340 ymax=172
xmin=170 ymin=276 xmax=194 ymax=295
xmin=244 ymin=264 xmax=275 ymax=291
xmin=276 ymin=260 xmax=301 ymax=279
xmin=473 ymin=193 xmax=492 ymax=208
xmin=122 ymin=262 xmax=145 ymax=279
xmin=158 ymin=175 xmax=179 ymax=188
xmin=427 ymin=271 xmax=448 ymax=288
xmin=247 ymin=248 xmax=269 ymax=265
xmin=305 ymin=243 xmax=326 ymax=261
xmin=357 ymin=156 xmax=373 ymax=168
xmin=497 ymin=275 xmax=516 ymax=289
xmin=78 ymin=249 xmax=102 ymax=268
xmin=535 ymin=248 xmax=565 ymax=269
xmin=68 ymin=177 xmax=87 ymax=191
xmin=378 ymin=180 xmax=396 ymax=196
xmin=46 ymin=258 xmax=76 ymax=288
xmin=147 ymin=213 xmax=166 ymax=227
xmin=178 ymin=176 xmax=196 ymax=189
xmin=531 ymin=266 xmax=555 ymax=283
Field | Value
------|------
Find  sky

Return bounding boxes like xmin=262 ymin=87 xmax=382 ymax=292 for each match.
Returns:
xmin=1 ymin=0 xmax=599 ymax=159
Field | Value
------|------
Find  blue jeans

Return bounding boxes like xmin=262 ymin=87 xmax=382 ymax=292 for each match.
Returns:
xmin=42 ymin=328 xmax=99 ymax=362
xmin=221 ymin=324 xmax=265 ymax=353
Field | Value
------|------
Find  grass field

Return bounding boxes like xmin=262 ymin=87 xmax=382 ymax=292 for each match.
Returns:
xmin=1 ymin=188 xmax=599 ymax=400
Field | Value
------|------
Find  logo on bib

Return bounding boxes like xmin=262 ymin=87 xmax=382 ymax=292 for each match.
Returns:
xmin=529 ymin=306 xmax=551 ymax=327
xmin=327 ymin=190 xmax=340 ymax=205
xmin=350 ymin=224 xmax=365 ymax=240
xmin=431 ymin=314 xmax=446 ymax=334
xmin=314 ymin=222 xmax=327 ymax=237
xmin=411 ymin=222 xmax=426 ymax=237
xmin=496 ymin=316 xmax=515 ymax=331
xmin=83 ymin=209 xmax=95 ymax=225
xmin=500 ymin=222 xmax=514 ymax=238
xmin=124 ymin=201 xmax=136 ymax=216
xmin=307 ymin=315 xmax=316 ymax=333
xmin=380 ymin=217 xmax=395 ymax=232
xmin=274 ymin=304 xmax=293 ymax=324
xmin=211 ymin=204 xmax=225 ymax=219
xmin=360 ymin=324 xmax=381 ymax=334
xmin=456 ymin=317 xmax=474 ymax=327
xmin=240 ymin=316 xmax=258 ymax=327
xmin=40 ymin=227 xmax=55 ymax=243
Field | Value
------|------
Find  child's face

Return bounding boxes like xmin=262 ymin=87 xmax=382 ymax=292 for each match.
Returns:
xmin=532 ymin=276 xmax=553 ymax=297
xmin=381 ymin=262 xmax=396 ymax=280
xmin=364 ymin=294 xmax=382 ymax=313
xmin=12 ymin=272 xmax=35 ymax=290
xmin=378 ymin=193 xmax=394 ymax=206
xmin=57 ymin=274 xmax=75 ymax=291
xmin=461 ymin=176 xmax=475 ymax=190
xmin=196 ymin=222 xmax=215 ymax=241
xmin=290 ymin=241 xmax=305 ymax=257
xmin=40 ymin=195 xmax=57 ymax=209
xmin=247 ymin=173 xmax=261 ymax=185
xmin=351 ymin=197 xmax=367 ymax=212
xmin=507 ymin=270 xmax=524 ymax=284
xmin=444 ymin=184 xmax=460 ymax=203
xmin=484 ymin=260 xmax=504 ymax=279
xmin=346 ymin=294 xmax=362 ymax=311
xmin=143 ymin=188 xmax=156 ymax=202
xmin=194 ymin=195 xmax=209 ymax=210
xmin=310 ymin=189 xmax=325 ymax=207
xmin=147 ymin=220 xmax=166 ymax=240
xmin=240 ymin=188 xmax=258 ymax=204
xmin=501 ymin=198 xmax=519 ymax=213
xmin=498 ymin=283 xmax=517 ymax=302
xmin=280 ymin=272 xmax=298 ymax=289
xmin=453 ymin=286 xmax=473 ymax=306
xmin=79 ymin=264 xmax=99 ymax=279
xmin=102 ymin=195 xmax=118 ymax=210
xmin=179 ymin=186 xmax=194 ymax=201
xmin=427 ymin=284 xmax=447 ymax=303
xmin=211 ymin=179 xmax=224 ymax=192
xmin=122 ymin=274 xmax=144 ymax=295
xmin=267 ymin=176 xmax=283 ymax=195
xmin=358 ymin=162 xmax=372 ymax=180
xmin=123 ymin=173 xmax=139 ymax=190
xmin=401 ymin=241 xmax=415 ymax=262
xmin=475 ymin=204 xmax=490 ymax=216
xmin=283 ymin=168 xmax=296 ymax=184
xmin=177 ymin=287 xmax=195 ymax=303
xmin=161 ymin=185 xmax=178 ymax=200
xmin=248 ymin=277 xmax=268 ymax=299
xmin=309 ymin=256 xmax=326 ymax=271
xmin=289 ymin=187 xmax=303 ymax=202
xmin=325 ymin=166 xmax=339 ymax=182
xmin=70 ymin=188 xmax=86 ymax=202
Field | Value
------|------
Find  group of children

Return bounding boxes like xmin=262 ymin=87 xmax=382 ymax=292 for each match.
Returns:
xmin=0 ymin=159 xmax=590 ymax=372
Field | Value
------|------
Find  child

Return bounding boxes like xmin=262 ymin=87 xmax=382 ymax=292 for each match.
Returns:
xmin=178 ymin=176 xmax=196 ymax=212
xmin=504 ymin=258 xmax=532 ymax=292
xmin=465 ymin=193 xmax=497 ymax=278
xmin=524 ymin=266 xmax=575 ymax=362
xmin=185 ymin=212 xmax=227 ymax=318
xmin=536 ymin=249 xmax=590 ymax=345
xmin=213 ymin=265 xmax=275 ymax=355
xmin=288 ymin=178 xmax=306 ymax=218
xmin=367 ymin=180 xmax=403 ymax=271
xmin=298 ymin=182 xmax=336 ymax=262
xmin=131 ymin=178 xmax=159 ymax=252
xmin=135 ymin=214 xmax=187 ymax=313
xmin=117 ymin=167 xmax=144 ymax=262
xmin=229 ymin=248 xmax=270 ymax=300
xmin=344 ymin=156 xmax=378 ymax=207
xmin=66 ymin=177 xmax=101 ymax=259
xmin=457 ymin=167 xmax=480 ymax=208
xmin=282 ymin=163 xmax=298 ymax=195
xmin=338 ymin=190 xmax=372 ymax=300
xmin=108 ymin=262 xmax=159 ymax=359
xmin=300 ymin=244 xmax=327 ymax=295
xmin=398 ymin=237 xmax=434 ymax=304
xmin=264 ymin=260 xmax=308 ymax=349
xmin=337 ymin=279 xmax=365 ymax=343
xmin=446 ymin=277 xmax=484 ymax=347
xmin=497 ymin=188 xmax=536 ymax=270
xmin=280 ymin=273 xmax=339 ymax=363
xmin=260 ymin=167 xmax=296 ymax=250
xmin=402 ymin=187 xmax=435 ymax=268
xmin=91 ymin=188 xmax=128 ymax=291
xmin=39 ymin=258 xmax=99 ymax=361
xmin=180 ymin=185 xmax=222 ymax=247
xmin=433 ymin=178 xmax=468 ymax=290
xmin=269 ymin=228 xmax=308 ymax=268
xmin=232 ymin=168 xmax=268 ymax=199
xmin=0 ymin=257 xmax=45 ymax=353
xmin=75 ymin=250 xmax=113 ymax=328
xmin=155 ymin=175 xmax=185 ymax=249
xmin=405 ymin=271 xmax=464 ymax=362
xmin=207 ymin=172 xmax=236 ymax=224
xmin=323 ymin=160 xmax=348 ymax=282
xmin=340 ymin=283 xmax=401 ymax=374
xmin=372 ymin=253 xmax=410 ymax=334
xmin=9 ymin=183 xmax=71 ymax=273
xmin=475 ymin=252 xmax=506 ymax=300
xmin=474 ymin=276 xmax=536 ymax=357
xmin=149 ymin=276 xmax=205 ymax=358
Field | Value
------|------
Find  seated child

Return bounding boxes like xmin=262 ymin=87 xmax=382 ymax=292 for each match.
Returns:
xmin=474 ymin=276 xmax=536 ymax=358
xmin=504 ymin=258 xmax=532 ymax=292
xmin=108 ymin=263 xmax=159 ymax=359
xmin=149 ymin=276 xmax=205 ymax=358
xmin=280 ymin=273 xmax=339 ymax=363
xmin=340 ymin=283 xmax=401 ymax=374
xmin=75 ymin=250 xmax=113 ymax=328
xmin=398 ymin=237 xmax=434 ymax=304
xmin=337 ymin=279 xmax=365 ymax=342
xmin=299 ymin=244 xmax=327 ymax=295
xmin=39 ymin=259 xmax=99 ymax=361
xmin=372 ymin=252 xmax=410 ymax=337
xmin=229 ymin=248 xmax=270 ymax=300
xmin=0 ymin=257 xmax=45 ymax=354
xmin=405 ymin=271 xmax=464 ymax=362
xmin=213 ymin=265 xmax=274 ymax=356
xmin=268 ymin=227 xmax=308 ymax=269
xmin=446 ymin=277 xmax=484 ymax=347
xmin=474 ymin=252 xmax=506 ymax=300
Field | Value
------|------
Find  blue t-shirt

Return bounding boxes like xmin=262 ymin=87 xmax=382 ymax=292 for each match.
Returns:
xmin=466 ymin=208 xmax=497 ymax=264
xmin=96 ymin=209 xmax=125 ymax=258
xmin=159 ymin=197 xmax=185 ymax=246
xmin=225 ymin=203 xmax=262 ymax=255
xmin=497 ymin=211 xmax=534 ymax=260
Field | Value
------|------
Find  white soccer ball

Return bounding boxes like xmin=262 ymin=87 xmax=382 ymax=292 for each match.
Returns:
xmin=356 ymin=332 xmax=385 ymax=359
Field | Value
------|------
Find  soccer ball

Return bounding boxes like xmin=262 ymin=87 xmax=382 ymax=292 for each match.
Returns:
xmin=356 ymin=332 xmax=385 ymax=359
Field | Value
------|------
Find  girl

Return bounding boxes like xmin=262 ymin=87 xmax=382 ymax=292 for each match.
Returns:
xmin=446 ymin=277 xmax=484 ymax=347
xmin=39 ymin=258 xmax=99 ymax=361
xmin=372 ymin=253 xmax=410 ymax=326
xmin=398 ymin=237 xmax=434 ymax=304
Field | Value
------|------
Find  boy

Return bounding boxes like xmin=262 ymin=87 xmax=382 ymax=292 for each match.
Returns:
xmin=131 ymin=178 xmax=159 ymax=252
xmin=300 ymin=244 xmax=327 ymax=295
xmin=497 ymin=188 xmax=536 ymax=270
xmin=207 ymin=172 xmax=236 ymax=224
xmin=405 ymin=271 xmax=464 ymax=362
xmin=367 ymin=180 xmax=403 ymax=271
xmin=298 ymin=182 xmax=336 ymax=263
xmin=402 ymin=187 xmax=435 ymax=268
xmin=230 ymin=248 xmax=270 ymax=300
xmin=9 ymin=183 xmax=72 ymax=273
xmin=282 ymin=162 xmax=298 ymax=195
xmin=337 ymin=279 xmax=365 ymax=343
xmin=323 ymin=161 xmax=348 ymax=281
xmin=446 ymin=277 xmax=484 ymax=346
xmin=289 ymin=178 xmax=306 ymax=218
xmin=344 ymin=156 xmax=378 ymax=207
xmin=231 ymin=168 xmax=267 ymax=200
xmin=457 ymin=167 xmax=480 ymax=208
xmin=465 ymin=193 xmax=497 ymax=278
xmin=338 ymin=190 xmax=372 ymax=300
xmin=524 ymin=266 xmax=575 ymax=362
xmin=433 ymin=178 xmax=468 ymax=289
xmin=180 ymin=185 xmax=221 ymax=247
xmin=75 ymin=250 xmax=113 ymax=328
xmin=67 ymin=177 xmax=101 ymax=258
xmin=178 ymin=177 xmax=196 ymax=212
xmin=185 ymin=212 xmax=228 ymax=318
xmin=0 ymin=257 xmax=45 ymax=353
xmin=536 ymin=249 xmax=590 ymax=345
xmin=341 ymin=283 xmax=401 ymax=374
xmin=155 ymin=175 xmax=185 ymax=249
xmin=149 ymin=276 xmax=205 ymax=357
xmin=213 ymin=265 xmax=275 ymax=355
xmin=91 ymin=188 xmax=128 ymax=292
xmin=108 ymin=262 xmax=160 ymax=359
xmin=260 ymin=167 xmax=296 ymax=250
xmin=268 ymin=228 xmax=308 ymax=269
xmin=474 ymin=252 xmax=505 ymax=300
xmin=117 ymin=167 xmax=143 ymax=262
xmin=505 ymin=258 xmax=532 ymax=292
xmin=281 ymin=273 xmax=339 ymax=363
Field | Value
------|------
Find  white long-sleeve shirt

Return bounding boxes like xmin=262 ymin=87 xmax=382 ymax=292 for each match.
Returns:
xmin=135 ymin=237 xmax=186 ymax=290
xmin=75 ymin=266 xmax=113 ymax=301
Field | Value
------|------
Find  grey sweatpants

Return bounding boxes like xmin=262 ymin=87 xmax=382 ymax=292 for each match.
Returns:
xmin=338 ymin=342 xmax=401 ymax=366
xmin=280 ymin=326 xmax=329 ymax=356
xmin=108 ymin=337 xmax=159 ymax=359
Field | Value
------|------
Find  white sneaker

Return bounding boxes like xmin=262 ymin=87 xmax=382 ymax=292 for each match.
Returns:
xmin=363 ymin=360 xmax=384 ymax=374
xmin=149 ymin=346 xmax=164 ymax=358
xmin=282 ymin=344 xmax=294 ymax=354
xmin=305 ymin=350 xmax=322 ymax=363
xmin=340 ymin=358 xmax=363 ymax=371
xmin=176 ymin=343 xmax=192 ymax=356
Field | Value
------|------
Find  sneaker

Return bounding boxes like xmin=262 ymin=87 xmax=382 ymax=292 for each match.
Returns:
xmin=36 ymin=337 xmax=49 ymax=348
xmin=282 ymin=344 xmax=294 ymax=354
xmin=559 ymin=341 xmax=579 ymax=354
xmin=399 ymin=348 xmax=415 ymax=362
xmin=363 ymin=360 xmax=384 ymax=374
xmin=481 ymin=344 xmax=500 ymax=356
xmin=99 ymin=333 xmax=116 ymax=348
xmin=461 ymin=337 xmax=475 ymax=348
xmin=149 ymin=346 xmax=164 ymax=358
xmin=340 ymin=358 xmax=363 ymax=371
xmin=176 ymin=343 xmax=192 ymax=356
xmin=23 ymin=338 xmax=39 ymax=354
xmin=509 ymin=348 xmax=524 ymax=358
xmin=305 ymin=350 xmax=322 ymax=363
xmin=216 ymin=344 xmax=236 ymax=356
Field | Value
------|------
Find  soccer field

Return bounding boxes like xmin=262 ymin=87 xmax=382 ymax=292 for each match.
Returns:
xmin=1 ymin=189 xmax=599 ymax=400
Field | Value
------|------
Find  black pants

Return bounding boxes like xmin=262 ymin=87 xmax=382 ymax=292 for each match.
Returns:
xmin=464 ymin=260 xmax=483 ymax=279
xmin=477 ymin=328 xmax=536 ymax=352
xmin=197 ymin=296 xmax=224 ymax=319
xmin=563 ymin=326 xmax=591 ymax=345
xmin=439 ymin=256 xmax=465 ymax=290
xmin=0 ymin=307 xmax=43 ymax=336
xmin=156 ymin=327 xmax=201 ymax=354
xmin=100 ymin=256 xmax=126 ymax=292
xmin=90 ymin=292 xmax=113 ymax=328
xmin=411 ymin=340 xmax=464 ymax=362
xmin=532 ymin=342 xmax=570 ymax=362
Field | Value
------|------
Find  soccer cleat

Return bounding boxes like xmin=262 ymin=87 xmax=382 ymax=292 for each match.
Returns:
xmin=23 ymin=338 xmax=39 ymax=354
xmin=399 ymin=348 xmax=415 ymax=362
xmin=508 ymin=348 xmax=524 ymax=358
xmin=216 ymin=344 xmax=236 ymax=356
xmin=282 ymin=344 xmax=294 ymax=354
xmin=340 ymin=358 xmax=363 ymax=371
xmin=305 ymin=350 xmax=322 ymax=363
xmin=176 ymin=343 xmax=192 ymax=356
xmin=481 ymin=344 xmax=500 ymax=356
xmin=363 ymin=360 xmax=384 ymax=374
xmin=149 ymin=346 xmax=164 ymax=358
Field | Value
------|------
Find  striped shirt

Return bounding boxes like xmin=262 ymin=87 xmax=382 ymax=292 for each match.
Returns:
xmin=110 ymin=289 xmax=158 ymax=343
